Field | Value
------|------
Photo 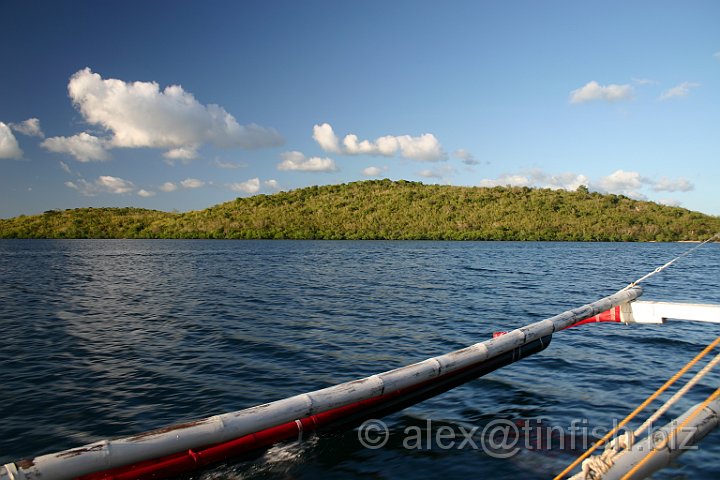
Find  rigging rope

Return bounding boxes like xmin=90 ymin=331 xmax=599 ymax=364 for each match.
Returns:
xmin=620 ymin=386 xmax=720 ymax=480
xmin=624 ymin=232 xmax=720 ymax=290
xmin=568 ymin=347 xmax=720 ymax=480
xmin=556 ymin=232 xmax=720 ymax=479
xmin=633 ymin=351 xmax=720 ymax=439
xmin=554 ymin=335 xmax=720 ymax=480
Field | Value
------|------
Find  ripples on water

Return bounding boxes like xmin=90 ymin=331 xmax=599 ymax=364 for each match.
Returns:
xmin=0 ymin=240 xmax=719 ymax=479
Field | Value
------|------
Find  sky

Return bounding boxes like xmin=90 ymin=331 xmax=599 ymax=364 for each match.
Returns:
xmin=1 ymin=0 xmax=719 ymax=218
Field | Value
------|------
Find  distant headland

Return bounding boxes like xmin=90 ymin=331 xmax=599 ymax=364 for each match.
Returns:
xmin=1 ymin=180 xmax=718 ymax=241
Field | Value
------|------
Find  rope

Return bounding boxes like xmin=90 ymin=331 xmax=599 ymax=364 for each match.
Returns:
xmin=553 ymin=335 xmax=720 ymax=480
xmin=633 ymin=351 xmax=720 ymax=438
xmin=569 ymin=349 xmax=720 ymax=480
xmin=620 ymin=386 xmax=720 ymax=480
xmin=569 ymin=432 xmax=634 ymax=480
xmin=624 ymin=232 xmax=720 ymax=290
xmin=556 ymin=231 xmax=719 ymax=479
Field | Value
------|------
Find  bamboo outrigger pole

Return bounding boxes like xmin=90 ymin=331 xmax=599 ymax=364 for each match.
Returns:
xmin=1 ymin=287 xmax=642 ymax=480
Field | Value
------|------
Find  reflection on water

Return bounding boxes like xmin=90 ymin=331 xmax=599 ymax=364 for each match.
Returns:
xmin=0 ymin=240 xmax=719 ymax=479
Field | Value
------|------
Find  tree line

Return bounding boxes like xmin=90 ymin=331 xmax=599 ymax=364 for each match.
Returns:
xmin=1 ymin=180 xmax=718 ymax=241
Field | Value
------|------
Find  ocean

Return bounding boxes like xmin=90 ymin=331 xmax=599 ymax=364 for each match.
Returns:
xmin=1 ymin=240 xmax=718 ymax=479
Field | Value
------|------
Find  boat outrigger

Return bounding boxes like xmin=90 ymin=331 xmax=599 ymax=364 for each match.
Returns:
xmin=2 ymin=237 xmax=719 ymax=480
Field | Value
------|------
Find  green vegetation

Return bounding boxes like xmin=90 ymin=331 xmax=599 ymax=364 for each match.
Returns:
xmin=1 ymin=180 xmax=718 ymax=241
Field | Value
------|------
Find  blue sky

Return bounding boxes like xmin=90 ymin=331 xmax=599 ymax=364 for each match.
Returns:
xmin=1 ymin=0 xmax=719 ymax=218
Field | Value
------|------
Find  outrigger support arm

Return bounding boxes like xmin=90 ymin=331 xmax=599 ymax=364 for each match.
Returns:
xmin=622 ymin=301 xmax=720 ymax=325
xmin=564 ymin=300 xmax=720 ymax=329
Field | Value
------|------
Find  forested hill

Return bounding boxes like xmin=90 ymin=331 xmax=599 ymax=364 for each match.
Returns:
xmin=1 ymin=180 xmax=719 ymax=241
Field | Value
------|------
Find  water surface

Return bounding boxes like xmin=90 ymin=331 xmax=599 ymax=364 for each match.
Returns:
xmin=1 ymin=240 xmax=718 ymax=479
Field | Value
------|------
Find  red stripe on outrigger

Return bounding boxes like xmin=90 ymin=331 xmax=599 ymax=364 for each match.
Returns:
xmin=563 ymin=305 xmax=622 ymax=329
xmin=78 ymin=336 xmax=551 ymax=480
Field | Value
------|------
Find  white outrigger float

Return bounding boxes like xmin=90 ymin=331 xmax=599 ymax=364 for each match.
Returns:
xmin=2 ymin=238 xmax=719 ymax=480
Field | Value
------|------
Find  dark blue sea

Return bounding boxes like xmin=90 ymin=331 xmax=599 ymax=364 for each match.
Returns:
xmin=1 ymin=240 xmax=719 ymax=479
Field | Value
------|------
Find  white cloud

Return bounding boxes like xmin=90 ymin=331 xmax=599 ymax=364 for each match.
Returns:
xmin=264 ymin=179 xmax=281 ymax=191
xmin=454 ymin=149 xmax=481 ymax=165
xmin=97 ymin=175 xmax=135 ymax=194
xmin=478 ymin=168 xmax=693 ymax=202
xmin=41 ymin=132 xmax=110 ymax=162
xmin=313 ymin=123 xmax=446 ymax=161
xmin=159 ymin=182 xmax=178 ymax=192
xmin=228 ymin=177 xmax=260 ymax=194
xmin=137 ymin=189 xmax=156 ymax=197
xmin=163 ymin=146 xmax=198 ymax=162
xmin=479 ymin=170 xmax=589 ymax=191
xmin=570 ymin=81 xmax=634 ymax=103
xmin=479 ymin=174 xmax=532 ymax=188
xmin=595 ymin=170 xmax=644 ymax=196
xmin=65 ymin=68 xmax=283 ymax=158
xmin=362 ymin=166 xmax=386 ymax=176
xmin=277 ymin=151 xmax=337 ymax=172
xmin=66 ymin=175 xmax=135 ymax=196
xmin=0 ymin=122 xmax=23 ymax=159
xmin=652 ymin=177 xmax=693 ymax=192
xmin=9 ymin=118 xmax=44 ymax=138
xmin=312 ymin=123 xmax=342 ymax=153
xmin=659 ymin=82 xmax=701 ymax=101
xmin=594 ymin=171 xmax=693 ymax=197
xmin=180 ymin=178 xmax=205 ymax=189
xmin=59 ymin=161 xmax=71 ymax=173
xmin=543 ymin=172 xmax=590 ymax=191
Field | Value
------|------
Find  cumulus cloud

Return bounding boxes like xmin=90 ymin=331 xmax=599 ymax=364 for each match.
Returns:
xmin=570 ymin=81 xmax=633 ymax=103
xmin=454 ymin=149 xmax=481 ymax=165
xmin=59 ymin=161 xmax=71 ymax=173
xmin=479 ymin=170 xmax=589 ymax=191
xmin=180 ymin=178 xmax=205 ymax=189
xmin=64 ymin=68 xmax=283 ymax=159
xmin=659 ymin=82 xmax=701 ymax=101
xmin=277 ymin=151 xmax=337 ymax=172
xmin=159 ymin=182 xmax=178 ymax=192
xmin=479 ymin=174 xmax=533 ymax=188
xmin=228 ymin=177 xmax=260 ymax=194
xmin=543 ymin=172 xmax=591 ymax=191
xmin=41 ymin=132 xmax=110 ymax=162
xmin=478 ymin=168 xmax=694 ymax=202
xmin=596 ymin=170 xmax=644 ymax=196
xmin=595 ymin=170 xmax=694 ymax=197
xmin=66 ymin=175 xmax=135 ymax=196
xmin=9 ymin=118 xmax=44 ymax=138
xmin=651 ymin=177 xmax=694 ymax=192
xmin=0 ymin=122 xmax=23 ymax=159
xmin=312 ymin=123 xmax=342 ymax=153
xmin=264 ymin=179 xmax=281 ymax=191
xmin=137 ymin=189 xmax=156 ymax=197
xmin=313 ymin=123 xmax=446 ymax=161
xmin=163 ymin=146 xmax=198 ymax=162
